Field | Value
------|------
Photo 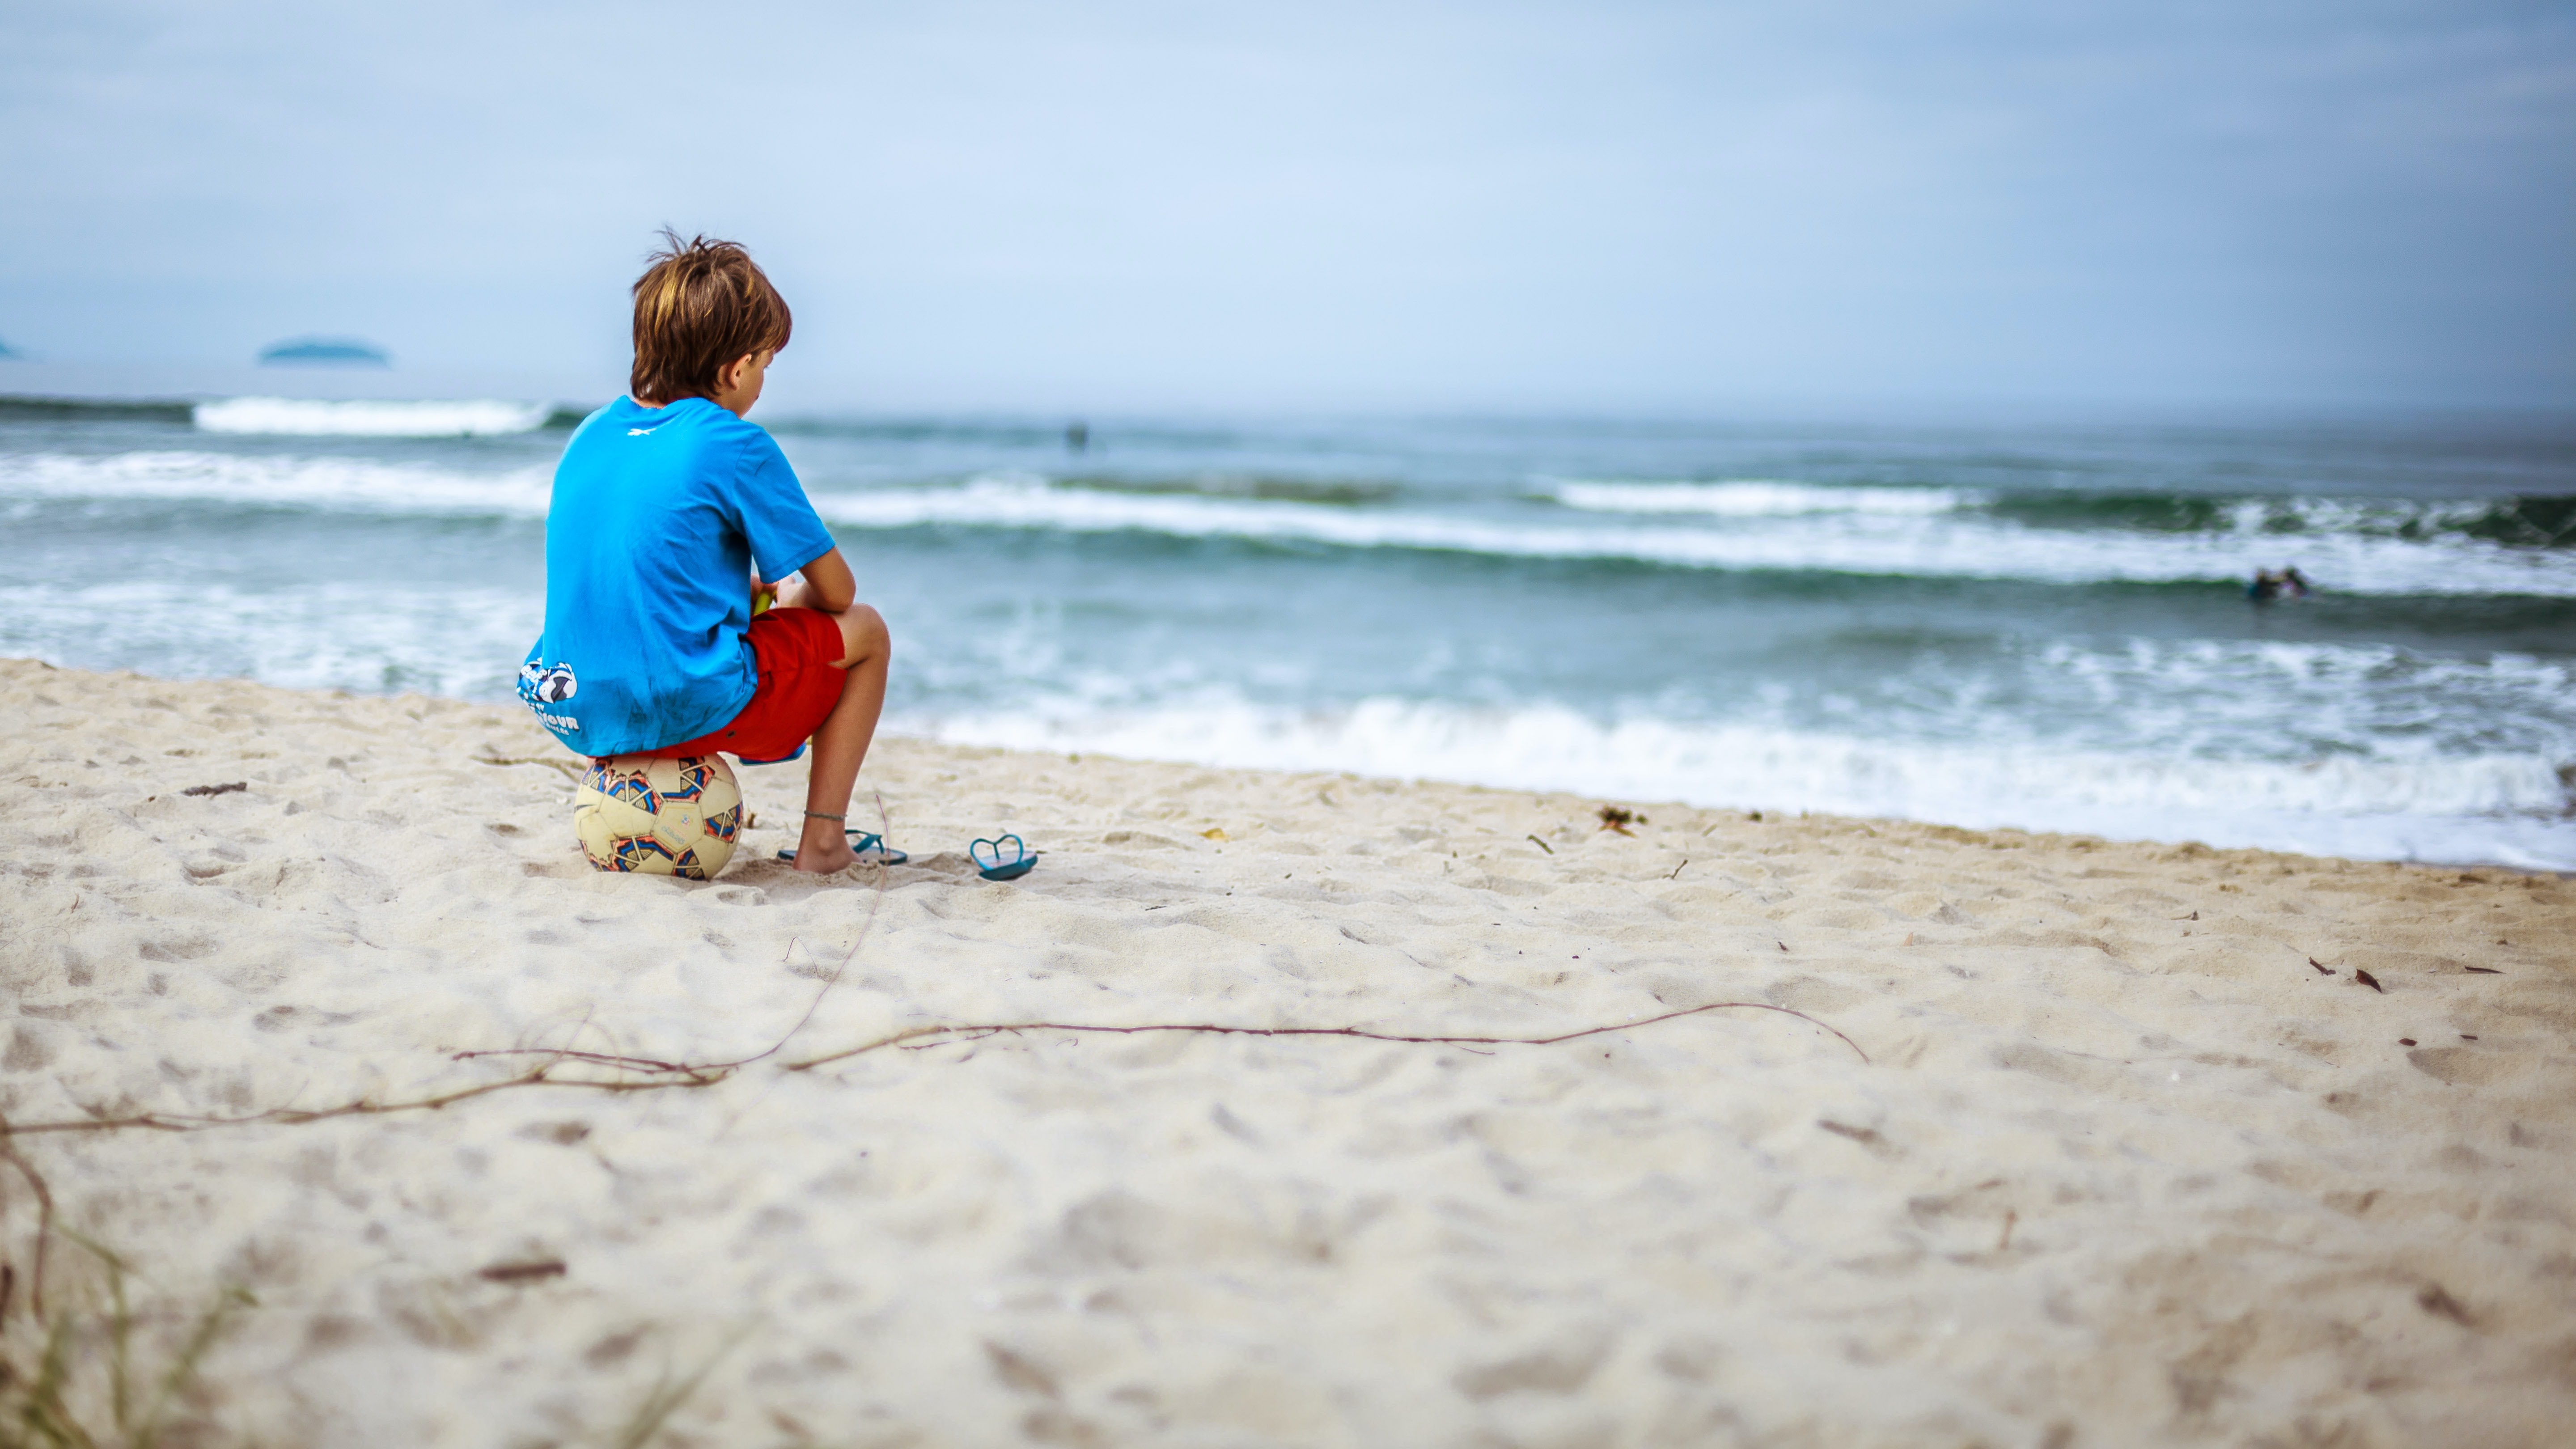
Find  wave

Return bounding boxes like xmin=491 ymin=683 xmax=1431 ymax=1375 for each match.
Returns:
xmin=192 ymin=397 xmax=559 ymax=437
xmin=907 ymin=695 xmax=2576 ymax=869
xmin=1547 ymin=477 xmax=2576 ymax=548
xmin=0 ymin=450 xmax=551 ymax=515
xmin=1063 ymin=475 xmax=1401 ymax=505
xmin=8 ymin=451 xmax=2572 ymax=598
xmin=811 ymin=477 xmax=2576 ymax=597
xmin=2005 ymin=636 xmax=2576 ymax=759
xmin=0 ymin=394 xmax=195 ymax=424
xmin=1985 ymin=491 xmax=2576 ymax=547
xmin=1545 ymin=479 xmax=1976 ymax=516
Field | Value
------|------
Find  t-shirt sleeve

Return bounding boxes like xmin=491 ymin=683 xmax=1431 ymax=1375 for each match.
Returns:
xmin=729 ymin=432 xmax=839 ymax=582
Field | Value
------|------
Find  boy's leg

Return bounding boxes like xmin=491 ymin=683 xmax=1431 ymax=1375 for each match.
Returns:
xmin=791 ymin=605 xmax=893 ymax=874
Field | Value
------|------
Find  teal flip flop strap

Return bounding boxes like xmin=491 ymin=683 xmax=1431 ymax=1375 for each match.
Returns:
xmin=775 ymin=828 xmax=909 ymax=867
xmin=970 ymin=834 xmax=1036 ymax=881
xmin=846 ymin=830 xmax=907 ymax=864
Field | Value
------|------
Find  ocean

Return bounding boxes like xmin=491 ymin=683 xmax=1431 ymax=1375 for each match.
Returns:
xmin=4 ymin=393 xmax=2572 ymax=868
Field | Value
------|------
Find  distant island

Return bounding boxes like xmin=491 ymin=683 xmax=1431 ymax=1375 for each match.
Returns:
xmin=258 ymin=337 xmax=390 ymax=366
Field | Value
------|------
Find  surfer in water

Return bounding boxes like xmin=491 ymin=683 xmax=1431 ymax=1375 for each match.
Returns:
xmin=2248 ymin=567 xmax=2312 ymax=602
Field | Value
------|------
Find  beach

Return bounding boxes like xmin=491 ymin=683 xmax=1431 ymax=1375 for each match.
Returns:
xmin=4 ymin=656 xmax=2572 ymax=1445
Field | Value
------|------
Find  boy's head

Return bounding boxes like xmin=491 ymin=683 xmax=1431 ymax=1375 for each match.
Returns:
xmin=630 ymin=229 xmax=793 ymax=407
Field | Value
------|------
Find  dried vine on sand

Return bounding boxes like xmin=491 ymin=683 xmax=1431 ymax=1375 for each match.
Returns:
xmin=0 ymin=788 xmax=1866 ymax=1151
xmin=780 ymin=1000 xmax=1869 ymax=1072
xmin=0 ymin=998 xmax=1864 ymax=1142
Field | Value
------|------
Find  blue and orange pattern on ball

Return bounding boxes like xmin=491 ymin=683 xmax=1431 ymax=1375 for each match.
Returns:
xmin=606 ymin=835 xmax=677 ymax=871
xmin=704 ymin=803 xmax=742 ymax=843
xmin=665 ymin=757 xmax=717 ymax=803
xmin=584 ymin=762 xmax=662 ymax=815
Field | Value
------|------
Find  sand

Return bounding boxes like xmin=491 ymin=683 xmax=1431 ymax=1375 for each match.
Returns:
xmin=2 ymin=656 xmax=2572 ymax=1447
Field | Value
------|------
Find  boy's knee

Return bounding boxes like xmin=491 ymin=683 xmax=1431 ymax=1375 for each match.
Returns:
xmin=835 ymin=603 xmax=889 ymax=665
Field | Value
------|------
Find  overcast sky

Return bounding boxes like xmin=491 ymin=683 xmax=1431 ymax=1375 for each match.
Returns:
xmin=2 ymin=0 xmax=2569 ymax=412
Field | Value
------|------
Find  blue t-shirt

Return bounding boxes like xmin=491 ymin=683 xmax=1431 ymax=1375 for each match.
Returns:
xmin=520 ymin=397 xmax=837 ymax=757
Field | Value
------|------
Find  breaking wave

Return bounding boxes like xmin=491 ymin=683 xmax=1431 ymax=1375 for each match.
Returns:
xmin=193 ymin=397 xmax=557 ymax=437
xmin=0 ymin=450 xmax=550 ymax=515
xmin=1545 ymin=479 xmax=1975 ymax=516
xmin=809 ymin=477 xmax=2576 ymax=597
xmin=910 ymin=694 xmax=2576 ymax=869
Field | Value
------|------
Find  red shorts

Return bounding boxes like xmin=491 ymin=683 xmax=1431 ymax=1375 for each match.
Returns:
xmin=637 ymin=608 xmax=846 ymax=763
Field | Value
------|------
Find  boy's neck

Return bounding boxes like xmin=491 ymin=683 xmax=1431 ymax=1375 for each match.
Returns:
xmin=628 ymin=392 xmax=756 ymax=419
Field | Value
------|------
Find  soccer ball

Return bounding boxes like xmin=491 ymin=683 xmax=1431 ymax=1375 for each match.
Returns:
xmin=573 ymin=754 xmax=743 ymax=880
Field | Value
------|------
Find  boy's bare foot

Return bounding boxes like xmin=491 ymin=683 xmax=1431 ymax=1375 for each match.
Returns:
xmin=790 ymin=818 xmax=859 ymax=873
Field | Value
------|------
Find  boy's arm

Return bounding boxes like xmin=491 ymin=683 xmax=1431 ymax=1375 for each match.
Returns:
xmin=771 ymin=548 xmax=855 ymax=613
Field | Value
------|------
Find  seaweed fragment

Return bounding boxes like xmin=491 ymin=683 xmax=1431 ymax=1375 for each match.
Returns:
xmin=2417 ymin=1284 xmax=2474 ymax=1326
xmin=1595 ymin=805 xmax=1645 ymax=834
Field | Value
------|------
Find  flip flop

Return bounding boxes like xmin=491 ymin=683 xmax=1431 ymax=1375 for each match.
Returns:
xmin=776 ymin=829 xmax=909 ymax=867
xmin=970 ymin=834 xmax=1037 ymax=881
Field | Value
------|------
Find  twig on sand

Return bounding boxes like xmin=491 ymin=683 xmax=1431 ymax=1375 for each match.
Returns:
xmin=447 ymin=1047 xmax=729 ymax=1082
xmin=0 ymin=995 xmax=1867 ymax=1141
xmin=782 ymin=999 xmax=1870 ymax=1072
xmin=0 ymin=1065 xmax=635 ymax=1137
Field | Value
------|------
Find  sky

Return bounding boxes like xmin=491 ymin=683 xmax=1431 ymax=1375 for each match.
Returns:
xmin=1 ymin=0 xmax=2571 ymax=413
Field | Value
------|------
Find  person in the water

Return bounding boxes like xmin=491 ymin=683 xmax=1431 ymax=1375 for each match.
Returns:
xmin=2248 ymin=567 xmax=2313 ymax=602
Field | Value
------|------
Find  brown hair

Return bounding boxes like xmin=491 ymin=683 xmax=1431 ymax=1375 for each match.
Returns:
xmin=628 ymin=229 xmax=793 ymax=404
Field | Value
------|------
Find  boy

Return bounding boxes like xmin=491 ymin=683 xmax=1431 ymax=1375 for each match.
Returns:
xmin=520 ymin=232 xmax=892 ymax=874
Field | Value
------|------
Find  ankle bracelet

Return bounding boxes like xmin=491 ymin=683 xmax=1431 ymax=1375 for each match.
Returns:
xmin=804 ymin=810 xmax=845 ymax=821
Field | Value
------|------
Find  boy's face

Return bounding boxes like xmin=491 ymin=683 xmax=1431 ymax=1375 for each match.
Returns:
xmin=711 ymin=349 xmax=773 ymax=417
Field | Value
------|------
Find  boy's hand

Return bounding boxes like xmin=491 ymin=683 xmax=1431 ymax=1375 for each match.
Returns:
xmin=752 ymin=554 xmax=850 ymax=615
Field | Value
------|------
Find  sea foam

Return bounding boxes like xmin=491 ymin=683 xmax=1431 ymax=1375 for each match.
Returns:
xmin=912 ymin=694 xmax=2576 ymax=869
xmin=0 ymin=450 xmax=551 ymax=515
xmin=1546 ymin=479 xmax=1975 ymax=516
xmin=194 ymin=397 xmax=553 ymax=437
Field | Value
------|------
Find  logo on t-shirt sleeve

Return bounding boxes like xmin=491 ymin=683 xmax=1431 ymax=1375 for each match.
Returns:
xmin=517 ymin=661 xmax=582 ymax=731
